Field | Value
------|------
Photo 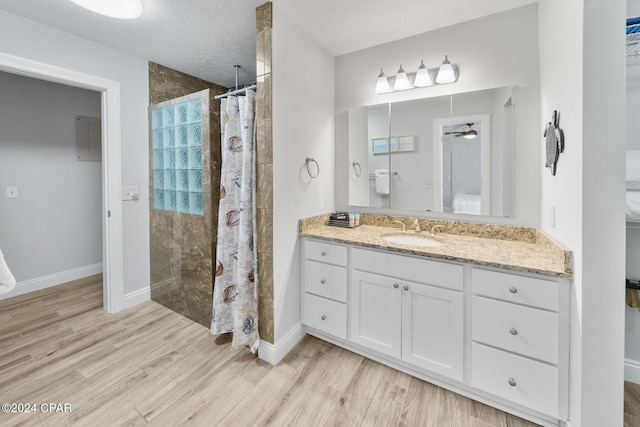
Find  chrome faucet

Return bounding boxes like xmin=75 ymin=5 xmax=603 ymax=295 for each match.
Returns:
xmin=392 ymin=220 xmax=406 ymax=232
xmin=413 ymin=219 xmax=421 ymax=233
xmin=430 ymin=224 xmax=445 ymax=236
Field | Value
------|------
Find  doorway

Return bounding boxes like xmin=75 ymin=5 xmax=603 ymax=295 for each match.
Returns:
xmin=0 ymin=52 xmax=124 ymax=313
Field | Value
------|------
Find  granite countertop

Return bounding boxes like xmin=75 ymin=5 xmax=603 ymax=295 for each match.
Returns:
xmin=299 ymin=214 xmax=572 ymax=278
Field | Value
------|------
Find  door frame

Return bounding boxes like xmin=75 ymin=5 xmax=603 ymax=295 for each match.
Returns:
xmin=0 ymin=52 xmax=124 ymax=313
xmin=433 ymin=114 xmax=491 ymax=215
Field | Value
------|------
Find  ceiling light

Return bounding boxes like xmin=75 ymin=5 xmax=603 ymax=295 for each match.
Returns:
xmin=436 ymin=55 xmax=457 ymax=84
xmin=413 ymin=60 xmax=434 ymax=87
xmin=375 ymin=69 xmax=392 ymax=94
xmin=463 ymin=130 xmax=478 ymax=139
xmin=68 ymin=0 xmax=142 ymax=19
xmin=393 ymin=65 xmax=412 ymax=91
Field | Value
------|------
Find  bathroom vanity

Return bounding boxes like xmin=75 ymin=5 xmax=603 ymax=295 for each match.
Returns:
xmin=299 ymin=215 xmax=572 ymax=426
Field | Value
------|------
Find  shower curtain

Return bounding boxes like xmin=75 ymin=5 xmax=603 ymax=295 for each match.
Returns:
xmin=211 ymin=90 xmax=259 ymax=352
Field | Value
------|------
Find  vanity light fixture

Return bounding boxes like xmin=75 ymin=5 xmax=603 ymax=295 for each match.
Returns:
xmin=375 ymin=56 xmax=458 ymax=94
xmin=393 ymin=65 xmax=412 ymax=91
xmin=375 ymin=69 xmax=392 ymax=94
xmin=68 ymin=0 xmax=142 ymax=19
xmin=435 ymin=55 xmax=457 ymax=84
xmin=413 ymin=60 xmax=434 ymax=87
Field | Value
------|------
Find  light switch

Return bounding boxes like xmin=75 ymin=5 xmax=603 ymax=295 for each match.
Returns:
xmin=549 ymin=205 xmax=556 ymax=228
xmin=122 ymin=186 xmax=140 ymax=201
xmin=6 ymin=187 xmax=17 ymax=198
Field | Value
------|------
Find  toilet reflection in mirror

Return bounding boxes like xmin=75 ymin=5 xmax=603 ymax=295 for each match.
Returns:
xmin=348 ymin=86 xmax=514 ymax=217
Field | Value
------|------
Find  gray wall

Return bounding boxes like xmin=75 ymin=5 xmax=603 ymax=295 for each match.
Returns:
xmin=0 ymin=71 xmax=102 ymax=284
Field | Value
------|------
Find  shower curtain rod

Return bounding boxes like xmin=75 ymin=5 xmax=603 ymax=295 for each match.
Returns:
xmin=214 ymin=84 xmax=257 ymax=100
xmin=214 ymin=64 xmax=257 ymax=100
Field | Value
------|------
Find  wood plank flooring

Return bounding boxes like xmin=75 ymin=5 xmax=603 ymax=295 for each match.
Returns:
xmin=0 ymin=275 xmax=630 ymax=426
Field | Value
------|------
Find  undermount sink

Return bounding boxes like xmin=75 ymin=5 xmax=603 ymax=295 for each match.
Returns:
xmin=382 ymin=233 xmax=443 ymax=247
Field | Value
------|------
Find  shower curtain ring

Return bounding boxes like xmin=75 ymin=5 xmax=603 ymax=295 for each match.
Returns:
xmin=305 ymin=157 xmax=319 ymax=178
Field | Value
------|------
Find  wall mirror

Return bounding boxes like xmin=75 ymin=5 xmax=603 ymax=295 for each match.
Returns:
xmin=348 ymin=86 xmax=514 ymax=217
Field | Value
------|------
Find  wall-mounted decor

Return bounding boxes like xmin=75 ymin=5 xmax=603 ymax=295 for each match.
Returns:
xmin=544 ymin=110 xmax=564 ymax=176
xmin=372 ymin=135 xmax=415 ymax=154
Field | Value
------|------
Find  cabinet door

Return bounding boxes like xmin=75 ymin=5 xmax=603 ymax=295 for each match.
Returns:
xmin=351 ymin=270 xmax=402 ymax=358
xmin=401 ymin=281 xmax=464 ymax=381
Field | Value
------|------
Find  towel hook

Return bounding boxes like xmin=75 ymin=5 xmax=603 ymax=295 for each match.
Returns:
xmin=305 ymin=157 xmax=319 ymax=179
xmin=351 ymin=161 xmax=362 ymax=177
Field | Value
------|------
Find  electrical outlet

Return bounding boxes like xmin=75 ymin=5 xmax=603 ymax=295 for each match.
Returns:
xmin=6 ymin=187 xmax=17 ymax=198
xmin=425 ymin=181 xmax=434 ymax=189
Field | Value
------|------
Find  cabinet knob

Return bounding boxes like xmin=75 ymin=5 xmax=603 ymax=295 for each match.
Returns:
xmin=321 ymin=315 xmax=327 ymax=321
xmin=321 ymin=251 xmax=327 ymax=256
xmin=321 ymin=279 xmax=326 ymax=284
xmin=509 ymin=286 xmax=518 ymax=294
xmin=508 ymin=378 xmax=517 ymax=387
xmin=403 ymin=285 xmax=409 ymax=291
xmin=510 ymin=328 xmax=518 ymax=336
xmin=393 ymin=283 xmax=399 ymax=289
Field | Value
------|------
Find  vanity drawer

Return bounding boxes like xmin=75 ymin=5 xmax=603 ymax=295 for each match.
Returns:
xmin=472 ymin=268 xmax=559 ymax=311
xmin=304 ymin=239 xmax=348 ymax=266
xmin=471 ymin=343 xmax=559 ymax=417
xmin=303 ymin=293 xmax=347 ymax=339
xmin=352 ymin=248 xmax=463 ymax=291
xmin=304 ymin=260 xmax=348 ymax=302
xmin=472 ymin=296 xmax=559 ymax=364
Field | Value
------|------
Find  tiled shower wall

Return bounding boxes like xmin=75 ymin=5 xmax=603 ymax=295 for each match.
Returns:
xmin=149 ymin=62 xmax=227 ymax=327
xmin=256 ymin=2 xmax=275 ymax=344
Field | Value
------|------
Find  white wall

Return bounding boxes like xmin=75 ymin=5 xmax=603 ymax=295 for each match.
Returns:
xmin=0 ymin=11 xmax=150 ymax=299
xmin=625 ymin=0 xmax=640 ymax=370
xmin=0 ymin=72 xmax=101 ymax=294
xmin=629 ymin=61 xmax=640 ymax=151
xmin=272 ymin=6 xmax=335 ymax=342
xmin=335 ymin=4 xmax=541 ymax=226
xmin=539 ymin=1 xmax=626 ymax=426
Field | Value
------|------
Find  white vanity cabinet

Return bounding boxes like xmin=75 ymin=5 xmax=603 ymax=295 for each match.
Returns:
xmin=301 ymin=240 xmax=348 ymax=339
xmin=470 ymin=268 xmax=569 ymax=419
xmin=300 ymin=237 xmax=570 ymax=425
xmin=351 ymin=248 xmax=464 ymax=381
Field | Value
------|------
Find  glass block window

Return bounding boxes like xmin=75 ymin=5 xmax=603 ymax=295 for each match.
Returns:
xmin=152 ymin=99 xmax=204 ymax=215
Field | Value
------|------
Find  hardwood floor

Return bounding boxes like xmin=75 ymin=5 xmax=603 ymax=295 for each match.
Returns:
xmin=0 ymin=275 xmax=626 ymax=426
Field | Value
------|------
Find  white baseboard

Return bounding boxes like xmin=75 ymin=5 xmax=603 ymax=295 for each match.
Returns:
xmin=258 ymin=323 xmax=307 ymax=365
xmin=0 ymin=263 xmax=103 ymax=300
xmin=625 ymin=358 xmax=640 ymax=384
xmin=123 ymin=286 xmax=150 ymax=310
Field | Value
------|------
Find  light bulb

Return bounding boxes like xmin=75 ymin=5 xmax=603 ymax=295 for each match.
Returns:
xmin=393 ymin=65 xmax=412 ymax=91
xmin=436 ymin=55 xmax=456 ymax=84
xmin=413 ymin=60 xmax=433 ymax=87
xmin=375 ymin=69 xmax=392 ymax=94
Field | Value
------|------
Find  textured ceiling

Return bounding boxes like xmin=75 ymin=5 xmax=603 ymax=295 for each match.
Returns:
xmin=0 ymin=0 xmax=536 ymax=89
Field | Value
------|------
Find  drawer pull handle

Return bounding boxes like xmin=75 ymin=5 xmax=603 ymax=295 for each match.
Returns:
xmin=508 ymin=378 xmax=517 ymax=387
xmin=509 ymin=286 xmax=518 ymax=294
xmin=393 ymin=283 xmax=399 ymax=289
xmin=510 ymin=328 xmax=518 ymax=336
xmin=403 ymin=285 xmax=409 ymax=291
xmin=321 ymin=279 xmax=326 ymax=284
xmin=321 ymin=315 xmax=327 ymax=321
xmin=321 ymin=251 xmax=327 ymax=256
